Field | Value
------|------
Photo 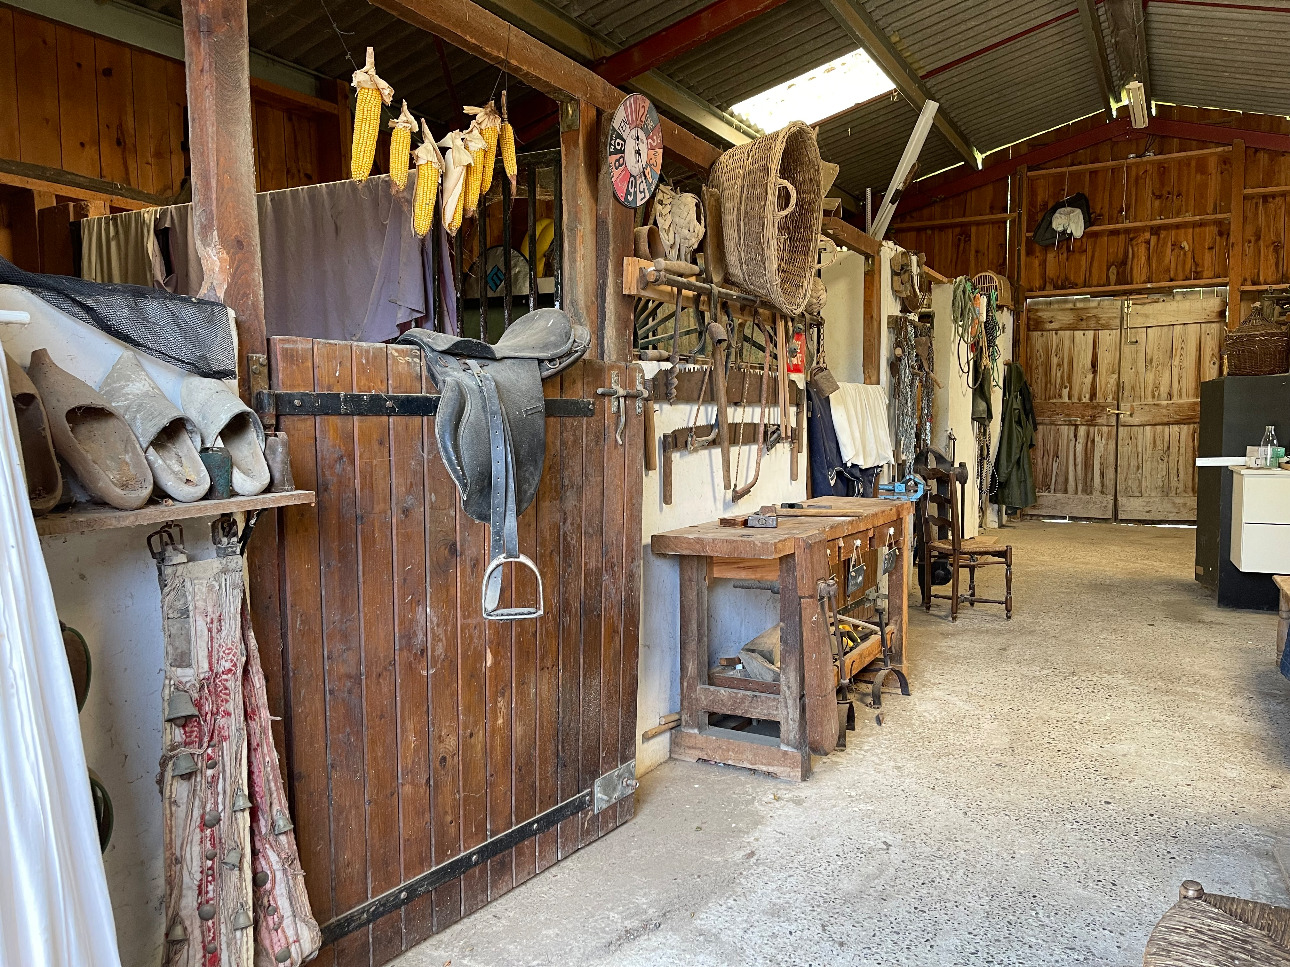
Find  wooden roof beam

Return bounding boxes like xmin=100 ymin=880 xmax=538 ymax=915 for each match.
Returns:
xmin=370 ymin=0 xmax=722 ymax=172
xmin=594 ymin=0 xmax=793 ymax=85
xmin=1105 ymin=0 xmax=1152 ymax=105
xmin=1074 ymin=0 xmax=1118 ymax=117
xmin=816 ymin=0 xmax=981 ymax=169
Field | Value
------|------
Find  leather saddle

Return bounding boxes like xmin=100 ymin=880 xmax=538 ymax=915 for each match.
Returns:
xmin=400 ymin=308 xmax=590 ymax=620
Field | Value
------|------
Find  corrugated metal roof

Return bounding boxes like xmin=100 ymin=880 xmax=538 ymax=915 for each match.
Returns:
xmin=543 ymin=0 xmax=712 ymax=48
xmin=817 ymin=93 xmax=962 ymax=197
xmin=866 ymin=0 xmax=1072 ymax=75
xmin=662 ymin=0 xmax=857 ymax=111
xmin=921 ymin=13 xmax=1105 ymax=153
xmin=1148 ymin=3 xmax=1290 ymax=119
xmin=114 ymin=0 xmax=1290 ymax=209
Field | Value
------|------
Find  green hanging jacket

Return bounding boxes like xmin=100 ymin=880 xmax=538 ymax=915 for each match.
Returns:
xmin=993 ymin=361 xmax=1037 ymax=510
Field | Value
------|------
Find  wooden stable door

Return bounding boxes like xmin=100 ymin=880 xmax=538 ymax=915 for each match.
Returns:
xmin=264 ymin=337 xmax=643 ymax=967
xmin=1026 ymin=293 xmax=1223 ymax=521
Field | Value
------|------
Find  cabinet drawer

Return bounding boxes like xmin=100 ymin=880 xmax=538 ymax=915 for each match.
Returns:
xmin=1239 ymin=473 xmax=1290 ymax=524
xmin=1231 ymin=522 xmax=1290 ymax=573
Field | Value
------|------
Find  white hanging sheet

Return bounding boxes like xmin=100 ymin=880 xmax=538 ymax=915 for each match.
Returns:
xmin=829 ymin=381 xmax=895 ymax=469
xmin=0 ymin=359 xmax=122 ymax=967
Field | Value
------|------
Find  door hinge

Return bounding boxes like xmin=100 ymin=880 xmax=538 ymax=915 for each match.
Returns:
xmin=593 ymin=760 xmax=638 ymax=813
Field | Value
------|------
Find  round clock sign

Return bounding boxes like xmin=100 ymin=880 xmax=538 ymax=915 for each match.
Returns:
xmin=607 ymin=94 xmax=663 ymax=208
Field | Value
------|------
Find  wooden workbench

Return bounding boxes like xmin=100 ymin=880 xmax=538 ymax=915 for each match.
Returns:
xmin=652 ymin=497 xmax=914 ymax=780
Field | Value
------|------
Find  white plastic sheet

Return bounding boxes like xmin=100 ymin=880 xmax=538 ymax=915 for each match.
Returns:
xmin=0 ymin=357 xmax=122 ymax=967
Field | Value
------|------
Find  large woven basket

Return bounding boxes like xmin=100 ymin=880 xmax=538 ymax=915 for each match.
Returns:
xmin=708 ymin=122 xmax=823 ymax=316
xmin=1225 ymin=298 xmax=1290 ymax=376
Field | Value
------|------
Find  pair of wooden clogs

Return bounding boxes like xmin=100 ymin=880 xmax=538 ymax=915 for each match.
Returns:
xmin=5 ymin=349 xmax=270 ymax=514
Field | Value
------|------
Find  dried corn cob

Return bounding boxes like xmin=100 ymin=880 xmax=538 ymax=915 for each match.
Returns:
xmin=500 ymin=91 xmax=518 ymax=191
xmin=411 ymin=120 xmax=443 ymax=237
xmin=464 ymin=101 xmax=501 ymax=197
xmin=388 ymin=100 xmax=415 ymax=192
xmin=350 ymin=47 xmax=393 ymax=182
xmin=462 ymin=122 xmax=488 ymax=219
xmin=439 ymin=129 xmax=470 ymax=236
xmin=448 ymin=172 xmax=466 ymax=234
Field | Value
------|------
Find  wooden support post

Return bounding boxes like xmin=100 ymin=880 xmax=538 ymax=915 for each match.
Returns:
xmin=596 ymin=109 xmax=634 ymax=363
xmin=1015 ymin=165 xmax=1029 ymax=363
xmin=863 ymin=251 xmax=882 ymax=385
xmin=179 ymin=0 xmax=267 ymax=395
xmin=678 ymin=555 xmax=709 ymax=733
xmin=1229 ymin=139 xmax=1245 ymax=331
xmin=560 ymin=99 xmax=599 ymax=358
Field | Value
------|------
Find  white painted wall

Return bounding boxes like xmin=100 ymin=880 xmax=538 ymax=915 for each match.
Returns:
xmin=820 ymin=250 xmax=866 ymax=384
xmin=635 ymin=362 xmax=806 ymax=776
xmin=0 ymin=285 xmax=237 ymax=967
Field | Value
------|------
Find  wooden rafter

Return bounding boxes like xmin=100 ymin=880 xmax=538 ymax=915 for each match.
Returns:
xmin=1104 ymin=0 xmax=1152 ymax=103
xmin=1074 ymin=0 xmax=1117 ymax=116
xmin=370 ymin=0 xmax=721 ymax=172
xmin=594 ymin=0 xmax=792 ymax=85
xmin=816 ymin=0 xmax=980 ymax=168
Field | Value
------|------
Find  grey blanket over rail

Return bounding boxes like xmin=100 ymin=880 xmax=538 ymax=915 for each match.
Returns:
xmin=83 ymin=175 xmax=438 ymax=343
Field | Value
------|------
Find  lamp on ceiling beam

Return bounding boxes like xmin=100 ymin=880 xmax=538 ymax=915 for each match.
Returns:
xmin=1126 ymin=80 xmax=1149 ymax=129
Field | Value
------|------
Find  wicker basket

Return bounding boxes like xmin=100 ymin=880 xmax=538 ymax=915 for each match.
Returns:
xmin=1225 ymin=297 xmax=1290 ymax=376
xmin=708 ymin=122 xmax=823 ymax=316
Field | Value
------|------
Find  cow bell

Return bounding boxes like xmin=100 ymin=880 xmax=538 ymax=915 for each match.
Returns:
xmin=231 ymin=788 xmax=252 ymax=812
xmin=171 ymin=752 xmax=199 ymax=778
xmin=232 ymin=907 xmax=253 ymax=930
xmin=166 ymin=920 xmax=188 ymax=942
xmin=271 ymin=810 xmax=294 ymax=835
xmin=223 ymin=847 xmax=241 ymax=869
xmin=165 ymin=690 xmax=199 ymax=722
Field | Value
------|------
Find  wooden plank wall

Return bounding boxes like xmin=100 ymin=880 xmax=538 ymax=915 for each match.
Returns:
xmin=889 ymin=105 xmax=1290 ymax=311
xmin=264 ymin=337 xmax=643 ymax=967
xmin=0 ymin=4 xmax=343 ymax=263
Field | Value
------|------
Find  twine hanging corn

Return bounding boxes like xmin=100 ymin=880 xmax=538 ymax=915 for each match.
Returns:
xmin=464 ymin=101 xmax=501 ymax=197
xmin=388 ymin=101 xmax=415 ymax=192
xmin=411 ymin=120 xmax=443 ymax=238
xmin=350 ymin=47 xmax=394 ymax=182
xmin=500 ymin=91 xmax=518 ymax=192
xmin=462 ymin=122 xmax=488 ymax=220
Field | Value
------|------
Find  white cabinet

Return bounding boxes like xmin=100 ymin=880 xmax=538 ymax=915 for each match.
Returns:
xmin=1231 ymin=468 xmax=1290 ymax=572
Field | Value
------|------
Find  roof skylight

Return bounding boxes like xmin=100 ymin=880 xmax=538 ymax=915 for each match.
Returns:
xmin=730 ymin=48 xmax=896 ymax=133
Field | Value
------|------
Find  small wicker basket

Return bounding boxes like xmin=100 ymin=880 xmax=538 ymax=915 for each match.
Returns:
xmin=708 ymin=122 xmax=823 ymax=316
xmin=1224 ymin=296 xmax=1290 ymax=376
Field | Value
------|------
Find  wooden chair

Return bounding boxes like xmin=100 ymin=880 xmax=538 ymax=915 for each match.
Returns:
xmin=920 ymin=465 xmax=1013 ymax=620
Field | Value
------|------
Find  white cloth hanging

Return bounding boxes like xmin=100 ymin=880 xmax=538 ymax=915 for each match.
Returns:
xmin=0 ymin=360 xmax=122 ymax=967
xmin=829 ymin=382 xmax=895 ymax=469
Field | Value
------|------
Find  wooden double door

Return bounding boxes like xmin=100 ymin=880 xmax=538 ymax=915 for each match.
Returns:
xmin=253 ymin=337 xmax=643 ymax=967
xmin=1025 ymin=293 xmax=1224 ymax=521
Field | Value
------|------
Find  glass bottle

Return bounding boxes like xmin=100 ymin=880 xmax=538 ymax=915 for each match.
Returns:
xmin=1259 ymin=425 xmax=1278 ymax=467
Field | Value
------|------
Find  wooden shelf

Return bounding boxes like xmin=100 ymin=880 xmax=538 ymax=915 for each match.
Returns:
xmin=36 ymin=490 xmax=315 ymax=537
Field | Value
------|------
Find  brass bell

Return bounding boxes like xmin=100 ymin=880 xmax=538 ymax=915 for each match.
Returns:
xmin=171 ymin=753 xmax=199 ymax=778
xmin=231 ymin=788 xmax=252 ymax=812
xmin=232 ymin=907 xmax=253 ymax=930
xmin=271 ymin=810 xmax=294 ymax=835
xmin=165 ymin=690 xmax=199 ymax=722
xmin=223 ymin=847 xmax=241 ymax=869
xmin=166 ymin=920 xmax=188 ymax=942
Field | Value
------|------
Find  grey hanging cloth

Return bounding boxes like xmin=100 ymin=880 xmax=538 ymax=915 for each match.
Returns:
xmin=154 ymin=175 xmax=430 ymax=343
xmin=0 ymin=255 xmax=236 ymax=378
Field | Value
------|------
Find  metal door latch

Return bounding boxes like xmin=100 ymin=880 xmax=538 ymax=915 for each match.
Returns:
xmin=596 ymin=372 xmax=649 ymax=445
xmin=593 ymin=760 xmax=638 ymax=812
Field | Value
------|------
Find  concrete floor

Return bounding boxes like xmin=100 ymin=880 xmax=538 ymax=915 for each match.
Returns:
xmin=393 ymin=521 xmax=1290 ymax=967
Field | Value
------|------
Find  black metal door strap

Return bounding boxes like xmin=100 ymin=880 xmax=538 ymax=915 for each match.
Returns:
xmin=256 ymin=391 xmax=595 ymax=419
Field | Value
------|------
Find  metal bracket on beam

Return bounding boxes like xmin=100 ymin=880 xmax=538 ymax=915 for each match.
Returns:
xmin=560 ymin=100 xmax=581 ymax=132
xmin=593 ymin=760 xmax=638 ymax=813
xmin=254 ymin=391 xmax=594 ymax=418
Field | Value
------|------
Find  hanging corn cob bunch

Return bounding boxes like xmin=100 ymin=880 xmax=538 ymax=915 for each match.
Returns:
xmin=350 ymin=47 xmax=393 ymax=182
xmin=388 ymin=101 xmax=416 ymax=192
xmin=411 ymin=120 xmax=443 ymax=238
xmin=500 ymin=91 xmax=518 ymax=194
xmin=438 ymin=130 xmax=471 ymax=236
xmin=464 ymin=101 xmax=501 ymax=198
xmin=462 ymin=122 xmax=488 ymax=220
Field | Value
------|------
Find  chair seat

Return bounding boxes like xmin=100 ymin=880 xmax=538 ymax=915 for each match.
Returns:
xmin=929 ymin=537 xmax=1009 ymax=555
